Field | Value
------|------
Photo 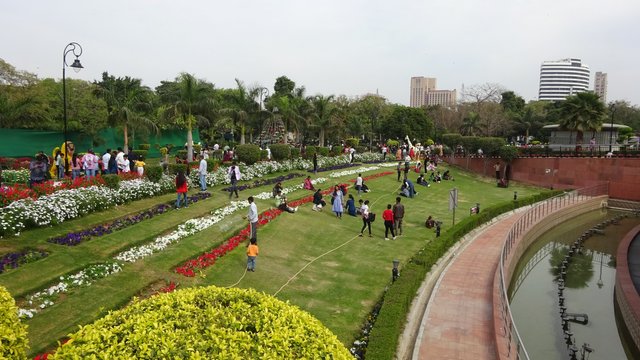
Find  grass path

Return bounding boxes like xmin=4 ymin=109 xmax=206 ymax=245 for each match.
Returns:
xmin=0 ymin=164 xmax=542 ymax=356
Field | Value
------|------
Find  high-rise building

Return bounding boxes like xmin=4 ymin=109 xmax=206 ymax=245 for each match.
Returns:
xmin=538 ymin=58 xmax=590 ymax=101
xmin=410 ymin=76 xmax=456 ymax=107
xmin=594 ymin=71 xmax=608 ymax=103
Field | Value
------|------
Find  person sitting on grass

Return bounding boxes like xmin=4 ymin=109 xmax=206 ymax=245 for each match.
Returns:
xmin=346 ymin=194 xmax=357 ymax=216
xmin=312 ymin=188 xmax=326 ymax=211
xmin=498 ymin=178 xmax=509 ymax=188
xmin=403 ymin=178 xmax=417 ymax=198
xmin=442 ymin=170 xmax=453 ymax=181
xmin=272 ymin=182 xmax=283 ymax=198
xmin=425 ymin=215 xmax=436 ymax=228
xmin=417 ymin=174 xmax=430 ymax=187
xmin=275 ymin=189 xmax=297 ymax=213
xmin=303 ymin=176 xmax=315 ymax=190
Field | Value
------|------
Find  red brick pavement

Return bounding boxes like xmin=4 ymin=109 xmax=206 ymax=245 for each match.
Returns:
xmin=413 ymin=212 xmax=522 ymax=360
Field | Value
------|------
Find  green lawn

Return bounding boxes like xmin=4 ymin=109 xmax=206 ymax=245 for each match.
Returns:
xmin=0 ymin=163 xmax=542 ymax=356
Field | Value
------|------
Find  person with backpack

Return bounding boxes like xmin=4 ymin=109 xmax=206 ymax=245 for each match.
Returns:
xmin=359 ymin=200 xmax=372 ymax=237
xmin=228 ymin=162 xmax=241 ymax=199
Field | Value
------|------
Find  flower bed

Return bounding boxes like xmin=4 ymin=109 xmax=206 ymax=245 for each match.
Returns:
xmin=0 ymin=176 xmax=106 ymax=207
xmin=311 ymin=162 xmax=360 ymax=173
xmin=0 ymin=168 xmax=29 ymax=184
xmin=47 ymin=193 xmax=210 ymax=246
xmin=18 ymin=262 xmax=123 ymax=319
xmin=220 ymin=172 xmax=304 ymax=192
xmin=0 ymin=249 xmax=48 ymax=274
xmin=175 ymin=185 xmax=343 ymax=277
xmin=0 ymin=175 xmax=175 ymax=238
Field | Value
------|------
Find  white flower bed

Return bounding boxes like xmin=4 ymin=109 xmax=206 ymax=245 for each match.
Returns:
xmin=328 ymin=166 xmax=382 ymax=178
xmin=0 ymin=175 xmax=175 ymax=237
xmin=253 ymin=178 xmax=328 ymax=200
xmin=18 ymin=262 xmax=122 ymax=318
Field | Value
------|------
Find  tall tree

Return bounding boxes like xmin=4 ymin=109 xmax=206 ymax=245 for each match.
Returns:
xmin=558 ymin=92 xmax=607 ymax=146
xmin=218 ymin=79 xmax=258 ymax=144
xmin=273 ymin=76 xmax=295 ymax=97
xmin=95 ymin=73 xmax=155 ymax=153
xmin=309 ymin=94 xmax=335 ymax=147
xmin=157 ymin=73 xmax=215 ymax=161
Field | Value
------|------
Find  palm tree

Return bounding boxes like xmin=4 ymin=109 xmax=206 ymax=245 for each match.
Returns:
xmin=218 ymin=79 xmax=257 ymax=145
xmin=558 ymin=92 xmax=606 ymax=148
xmin=95 ymin=75 xmax=156 ymax=153
xmin=309 ymin=95 xmax=336 ymax=147
xmin=461 ymin=111 xmax=481 ymax=136
xmin=158 ymin=73 xmax=215 ymax=162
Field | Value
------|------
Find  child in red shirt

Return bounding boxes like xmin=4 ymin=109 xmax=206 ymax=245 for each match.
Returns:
xmin=383 ymin=204 xmax=396 ymax=240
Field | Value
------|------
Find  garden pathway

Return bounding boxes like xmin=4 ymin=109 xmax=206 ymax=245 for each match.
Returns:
xmin=411 ymin=212 xmax=521 ymax=360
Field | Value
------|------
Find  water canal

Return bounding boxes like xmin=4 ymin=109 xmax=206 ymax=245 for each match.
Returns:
xmin=509 ymin=209 xmax=640 ymax=360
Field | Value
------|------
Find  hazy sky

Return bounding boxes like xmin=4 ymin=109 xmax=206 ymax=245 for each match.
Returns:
xmin=2 ymin=0 xmax=639 ymax=105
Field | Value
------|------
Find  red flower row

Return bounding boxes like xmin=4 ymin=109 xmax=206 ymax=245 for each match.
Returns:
xmin=173 ymin=174 xmax=393 ymax=277
xmin=362 ymin=171 xmax=394 ymax=182
xmin=1 ymin=176 xmax=107 ymax=207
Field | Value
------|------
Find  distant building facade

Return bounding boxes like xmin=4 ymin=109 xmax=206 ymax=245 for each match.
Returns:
xmin=594 ymin=71 xmax=608 ymax=103
xmin=538 ymin=58 xmax=590 ymax=101
xmin=409 ymin=76 xmax=456 ymax=108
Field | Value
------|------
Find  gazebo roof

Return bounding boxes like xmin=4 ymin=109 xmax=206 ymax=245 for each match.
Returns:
xmin=542 ymin=123 xmax=630 ymax=130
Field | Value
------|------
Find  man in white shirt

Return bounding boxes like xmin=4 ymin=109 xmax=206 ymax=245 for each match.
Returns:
xmin=198 ymin=154 xmax=207 ymax=191
xmin=116 ymin=147 xmax=125 ymax=173
xmin=102 ymin=149 xmax=111 ymax=175
xmin=245 ymin=196 xmax=259 ymax=239
xmin=355 ymin=174 xmax=364 ymax=195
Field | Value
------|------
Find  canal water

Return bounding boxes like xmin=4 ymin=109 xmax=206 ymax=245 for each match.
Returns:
xmin=509 ymin=209 xmax=640 ymax=360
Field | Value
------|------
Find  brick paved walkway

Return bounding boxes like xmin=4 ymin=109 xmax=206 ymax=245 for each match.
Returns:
xmin=413 ymin=212 xmax=522 ymax=360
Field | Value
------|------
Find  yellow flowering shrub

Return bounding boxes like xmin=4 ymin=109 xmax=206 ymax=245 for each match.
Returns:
xmin=52 ymin=286 xmax=352 ymax=359
xmin=0 ymin=286 xmax=28 ymax=359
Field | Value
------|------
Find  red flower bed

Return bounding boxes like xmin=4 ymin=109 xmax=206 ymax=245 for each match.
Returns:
xmin=0 ymin=176 xmax=107 ymax=207
xmin=174 ymin=171 xmax=394 ymax=277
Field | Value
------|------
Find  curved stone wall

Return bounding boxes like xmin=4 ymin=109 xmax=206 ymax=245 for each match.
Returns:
xmin=615 ymin=224 xmax=640 ymax=352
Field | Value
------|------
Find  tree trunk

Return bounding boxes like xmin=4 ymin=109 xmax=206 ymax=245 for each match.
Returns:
xmin=319 ymin=128 xmax=325 ymax=147
xmin=240 ymin=124 xmax=246 ymax=145
xmin=123 ymin=124 xmax=129 ymax=154
xmin=187 ymin=120 xmax=194 ymax=163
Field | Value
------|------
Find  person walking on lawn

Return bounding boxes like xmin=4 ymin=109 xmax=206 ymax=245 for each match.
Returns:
xmin=359 ymin=200 xmax=372 ymax=237
xmin=175 ymin=171 xmax=188 ymax=208
xmin=383 ymin=204 xmax=396 ymax=240
xmin=198 ymin=154 xmax=208 ymax=191
xmin=393 ymin=196 xmax=405 ymax=236
xmin=228 ymin=162 xmax=241 ymax=199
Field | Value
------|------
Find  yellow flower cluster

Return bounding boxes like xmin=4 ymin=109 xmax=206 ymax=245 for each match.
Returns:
xmin=0 ymin=286 xmax=28 ymax=360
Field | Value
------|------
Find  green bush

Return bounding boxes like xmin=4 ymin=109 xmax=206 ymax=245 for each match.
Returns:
xmin=0 ymin=286 xmax=28 ymax=360
xmin=145 ymin=165 xmax=163 ymax=183
xmin=387 ymin=139 xmax=400 ymax=148
xmin=441 ymin=133 xmax=463 ymax=149
xmin=476 ymin=137 xmax=506 ymax=157
xmin=460 ymin=136 xmax=480 ymax=155
xmin=304 ymin=146 xmax=317 ymax=159
xmin=206 ymin=159 xmax=218 ymax=171
xmin=193 ymin=144 xmax=202 ymax=155
xmin=499 ymin=145 xmax=519 ymax=163
xmin=291 ymin=148 xmax=300 ymax=158
xmin=176 ymin=150 xmax=187 ymax=160
xmin=50 ymin=286 xmax=351 ymax=359
xmin=168 ymin=164 xmax=188 ymax=175
xmin=365 ymin=190 xmax=563 ymax=359
xmin=317 ymin=147 xmax=330 ymax=156
xmin=355 ymin=146 xmax=366 ymax=154
xmin=235 ymin=144 xmax=261 ymax=165
xmin=345 ymin=138 xmax=359 ymax=147
xmin=138 ymin=144 xmax=151 ymax=150
xmin=260 ymin=149 xmax=269 ymax=160
xmin=131 ymin=150 xmax=148 ymax=160
xmin=101 ymin=174 xmax=121 ymax=189
xmin=329 ymin=147 xmax=342 ymax=157
xmin=270 ymin=144 xmax=291 ymax=161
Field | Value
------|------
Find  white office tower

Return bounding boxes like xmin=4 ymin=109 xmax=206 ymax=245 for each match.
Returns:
xmin=538 ymin=58 xmax=590 ymax=101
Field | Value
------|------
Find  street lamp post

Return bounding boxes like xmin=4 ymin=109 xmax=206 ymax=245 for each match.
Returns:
xmin=608 ymin=103 xmax=616 ymax=153
xmin=62 ymin=42 xmax=84 ymax=176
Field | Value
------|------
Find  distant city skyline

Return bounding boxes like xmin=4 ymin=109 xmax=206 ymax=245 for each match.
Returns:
xmin=1 ymin=1 xmax=638 ymax=106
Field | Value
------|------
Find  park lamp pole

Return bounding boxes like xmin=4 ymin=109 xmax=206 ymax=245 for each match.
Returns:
xmin=62 ymin=42 xmax=84 ymax=175
xmin=608 ymin=103 xmax=616 ymax=153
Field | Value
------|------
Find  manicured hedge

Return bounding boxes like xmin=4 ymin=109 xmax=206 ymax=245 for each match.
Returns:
xmin=168 ymin=164 xmax=188 ymax=175
xmin=364 ymin=190 xmax=562 ymax=359
xmin=0 ymin=286 xmax=28 ymax=360
xmin=270 ymin=144 xmax=291 ymax=161
xmin=304 ymin=146 xmax=317 ymax=159
xmin=291 ymin=148 xmax=300 ymax=158
xmin=50 ymin=286 xmax=351 ymax=359
xmin=101 ymin=174 xmax=121 ymax=189
xmin=317 ymin=147 xmax=330 ymax=156
xmin=235 ymin=144 xmax=261 ymax=165
xmin=145 ymin=165 xmax=163 ymax=183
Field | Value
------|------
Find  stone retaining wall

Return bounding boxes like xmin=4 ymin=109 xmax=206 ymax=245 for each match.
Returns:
xmin=615 ymin=224 xmax=640 ymax=352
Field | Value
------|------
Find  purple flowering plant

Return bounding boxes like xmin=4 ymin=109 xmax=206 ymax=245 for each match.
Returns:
xmin=48 ymin=192 xmax=211 ymax=246
xmin=0 ymin=249 xmax=49 ymax=274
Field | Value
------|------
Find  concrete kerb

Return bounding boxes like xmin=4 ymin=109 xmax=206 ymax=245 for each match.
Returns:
xmin=397 ymin=206 xmax=530 ymax=360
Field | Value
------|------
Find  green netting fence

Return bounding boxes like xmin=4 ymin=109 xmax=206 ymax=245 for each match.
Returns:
xmin=0 ymin=128 xmax=200 ymax=158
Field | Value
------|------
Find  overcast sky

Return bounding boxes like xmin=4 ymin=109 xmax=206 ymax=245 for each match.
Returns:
xmin=2 ymin=0 xmax=639 ymax=106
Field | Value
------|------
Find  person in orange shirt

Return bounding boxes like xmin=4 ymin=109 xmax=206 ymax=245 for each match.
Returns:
xmin=382 ymin=204 xmax=396 ymax=241
xmin=246 ymin=238 xmax=259 ymax=272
